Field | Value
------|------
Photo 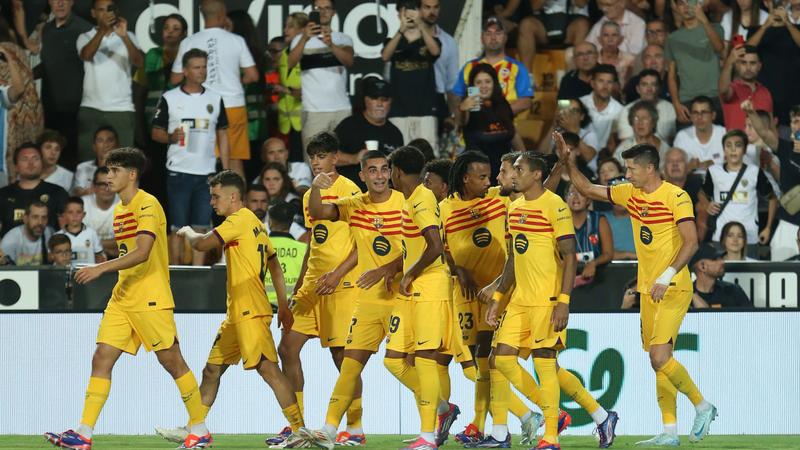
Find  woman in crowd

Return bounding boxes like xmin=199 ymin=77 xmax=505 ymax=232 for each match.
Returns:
xmin=720 ymin=221 xmax=759 ymax=261
xmin=615 ymin=101 xmax=670 ymax=164
xmin=260 ymin=162 xmax=301 ymax=211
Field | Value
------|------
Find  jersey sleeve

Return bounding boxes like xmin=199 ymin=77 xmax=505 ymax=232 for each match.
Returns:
xmin=76 ymin=30 xmax=91 ymax=53
xmin=450 ymin=64 xmax=468 ymax=96
xmin=439 ymin=200 xmax=451 ymax=251
xmin=551 ymin=198 xmax=575 ymax=240
xmin=608 ymin=183 xmax=634 ymax=206
xmin=136 ymin=197 xmax=161 ymax=239
xmin=302 ymin=192 xmax=312 ymax=228
xmin=413 ymin=193 xmax=441 ymax=233
xmin=263 ymin=234 xmax=277 ymax=259
xmin=213 ymin=213 xmax=242 ymax=245
xmin=239 ymin=36 xmax=256 ymax=68
xmin=171 ymin=39 xmax=187 ymax=73
xmin=670 ymin=187 xmax=695 ymax=224
xmin=152 ymin=96 xmax=169 ymax=130
xmin=334 ymin=195 xmax=362 ymax=223
xmin=515 ymin=64 xmax=534 ymax=98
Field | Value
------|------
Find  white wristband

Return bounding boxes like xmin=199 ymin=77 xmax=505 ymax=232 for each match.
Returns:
xmin=655 ymin=266 xmax=677 ymax=286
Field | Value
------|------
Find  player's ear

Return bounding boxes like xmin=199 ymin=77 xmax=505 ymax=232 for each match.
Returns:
xmin=359 ymin=170 xmax=366 ymax=182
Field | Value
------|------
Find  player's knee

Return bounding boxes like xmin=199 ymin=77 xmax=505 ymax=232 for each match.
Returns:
xmin=649 ymin=350 xmax=670 ymax=371
xmin=493 ymin=353 xmax=517 ymax=375
xmin=202 ymin=364 xmax=223 ymax=382
xmin=90 ymin=351 xmax=115 ymax=376
xmin=277 ymin=340 xmax=296 ymax=362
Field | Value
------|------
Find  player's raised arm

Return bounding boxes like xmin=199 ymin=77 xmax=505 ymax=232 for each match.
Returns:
xmin=75 ymin=233 xmax=156 ymax=284
xmin=554 ymin=131 xmax=608 ymax=202
xmin=308 ymin=173 xmax=340 ymax=220
xmin=651 ymin=219 xmax=699 ymax=301
xmin=178 ymin=226 xmax=222 ymax=252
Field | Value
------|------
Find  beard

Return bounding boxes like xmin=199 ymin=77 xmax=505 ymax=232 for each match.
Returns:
xmin=253 ymin=209 xmax=267 ymax=221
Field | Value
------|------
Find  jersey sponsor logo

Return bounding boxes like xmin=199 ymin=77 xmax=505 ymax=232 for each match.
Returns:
xmin=472 ymin=227 xmax=492 ymax=248
xmin=118 ymin=243 xmax=128 ymax=257
xmin=39 ymin=194 xmax=49 ymax=203
xmin=372 ymin=235 xmax=391 ymax=256
xmin=514 ymin=233 xmax=529 ymax=254
xmin=640 ymin=225 xmax=653 ymax=245
xmin=141 ymin=205 xmax=152 ymax=210
xmin=313 ymin=224 xmax=329 ymax=243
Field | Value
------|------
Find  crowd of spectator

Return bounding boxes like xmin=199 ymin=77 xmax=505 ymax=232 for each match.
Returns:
xmin=0 ymin=0 xmax=799 ymax=310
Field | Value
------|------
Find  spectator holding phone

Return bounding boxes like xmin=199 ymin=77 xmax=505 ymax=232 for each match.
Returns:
xmin=719 ymin=44 xmax=772 ymax=131
xmin=76 ymin=0 xmax=143 ymax=161
xmin=721 ymin=0 xmax=769 ymax=42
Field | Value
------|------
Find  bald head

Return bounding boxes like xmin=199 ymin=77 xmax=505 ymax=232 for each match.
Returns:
xmin=573 ymin=42 xmax=598 ymax=72
xmin=261 ymin=137 xmax=290 ymax=165
xmin=201 ymin=0 xmax=226 ymax=20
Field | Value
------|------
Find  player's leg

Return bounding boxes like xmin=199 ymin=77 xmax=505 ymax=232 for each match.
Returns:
xmin=198 ymin=363 xmax=230 ymax=409
xmin=556 ymin=363 xmax=618 ymax=447
xmin=328 ymin=346 xmax=366 ymax=444
xmin=384 ymin=300 xmax=419 ymax=395
xmin=531 ymin=348 xmax=561 ymax=449
xmin=255 ymin=358 xmax=305 ymax=430
xmin=278 ymin=292 xmax=320 ymax=415
xmin=471 ymin=332 xmax=493 ymax=435
xmin=434 ymin=352 xmax=461 ymax=447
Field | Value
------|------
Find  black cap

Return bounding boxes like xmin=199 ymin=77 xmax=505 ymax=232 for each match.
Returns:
xmin=689 ymin=243 xmax=725 ymax=269
xmin=483 ymin=16 xmax=506 ymax=32
xmin=362 ymin=77 xmax=391 ymax=98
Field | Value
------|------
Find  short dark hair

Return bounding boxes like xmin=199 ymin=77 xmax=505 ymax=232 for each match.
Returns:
xmin=94 ymin=125 xmax=119 ymax=142
xmin=637 ymin=69 xmax=661 ymax=87
xmin=209 ymin=170 xmax=246 ymax=197
xmin=790 ymin=105 xmax=800 ymax=118
xmin=398 ymin=0 xmax=420 ymax=9
xmin=247 ymin=183 xmax=269 ymax=196
xmin=182 ymin=48 xmax=208 ymax=67
xmin=92 ymin=166 xmax=110 ymax=184
xmin=106 ymin=147 xmax=147 ymax=180
xmin=48 ymin=233 xmax=71 ymax=251
xmin=13 ymin=142 xmax=41 ymax=164
xmin=591 ymin=64 xmax=618 ymax=83
xmin=408 ymin=138 xmax=435 ymax=163
xmin=388 ymin=146 xmax=425 ymax=176
xmin=448 ymin=150 xmax=490 ymax=197
xmin=65 ymin=196 xmax=85 ymax=209
xmin=517 ymin=151 xmax=550 ymax=180
xmin=360 ymin=150 xmax=388 ymax=169
xmin=742 ymin=44 xmax=759 ymax=57
xmin=500 ymin=151 xmax=522 ymax=164
xmin=25 ymin=201 xmax=48 ymax=215
xmin=307 ymin=131 xmax=339 ymax=157
xmin=620 ymin=144 xmax=660 ymax=168
xmin=424 ymin=159 xmax=452 ymax=185
xmin=722 ymin=129 xmax=749 ymax=148
xmin=38 ymin=129 xmax=67 ymax=149
xmin=268 ymin=200 xmax=295 ymax=227
xmin=689 ymin=95 xmax=715 ymax=111
xmin=561 ymin=132 xmax=580 ymax=149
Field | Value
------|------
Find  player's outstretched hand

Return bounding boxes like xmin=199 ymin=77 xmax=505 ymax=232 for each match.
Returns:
xmin=453 ymin=266 xmax=478 ymax=301
xmin=278 ymin=304 xmax=294 ymax=331
xmin=357 ymin=266 xmax=388 ymax=291
xmin=399 ymin=273 xmax=414 ymax=297
xmin=75 ymin=265 xmax=104 ymax=285
xmin=176 ymin=225 xmax=193 ymax=237
xmin=485 ymin=300 xmax=500 ymax=328
xmin=650 ymin=283 xmax=668 ymax=301
xmin=551 ymin=302 xmax=569 ymax=332
xmin=315 ymin=270 xmax=341 ymax=296
xmin=553 ymin=130 xmax=570 ymax=163
xmin=312 ymin=172 xmax=335 ymax=190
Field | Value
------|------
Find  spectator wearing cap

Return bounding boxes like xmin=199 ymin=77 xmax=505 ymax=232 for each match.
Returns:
xmin=666 ymin=0 xmax=724 ymax=125
xmin=719 ymin=44 xmax=772 ymax=131
xmin=287 ymin=0 xmax=355 ymax=157
xmin=76 ymin=0 xmax=144 ymax=161
xmin=451 ymin=17 xmax=533 ymax=116
xmin=580 ymin=64 xmax=623 ymax=150
xmin=334 ymin=77 xmax=404 ymax=191
xmin=382 ymin=0 xmax=441 ymax=152
xmin=557 ymin=41 xmax=598 ymax=100
xmin=586 ymin=0 xmax=646 ymax=56
xmin=624 ymin=45 xmax=671 ymax=104
xmin=690 ymin=243 xmax=752 ymax=308
xmin=616 ymin=69 xmax=677 ymax=143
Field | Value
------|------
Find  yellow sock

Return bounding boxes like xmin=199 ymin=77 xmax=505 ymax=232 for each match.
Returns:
xmin=489 ymin=368 xmax=510 ymax=426
xmin=384 ymin=357 xmax=419 ymax=395
xmin=656 ymin=371 xmax=678 ymax=425
xmin=658 ymin=358 xmax=704 ymax=406
xmin=282 ymin=403 xmax=305 ymax=432
xmin=80 ymin=377 xmax=111 ymax=429
xmin=438 ymin=363 xmax=451 ymax=402
xmin=346 ymin=397 xmax=363 ymax=431
xmin=326 ymin=358 xmax=364 ymax=428
xmin=494 ymin=355 xmax=541 ymax=416
xmin=462 ymin=364 xmax=477 ymax=382
xmin=199 ymin=404 xmax=210 ymax=421
xmin=533 ymin=358 xmax=559 ymax=444
xmin=557 ymin=367 xmax=601 ymax=415
xmin=474 ymin=358 xmax=490 ymax=430
xmin=295 ymin=391 xmax=304 ymax=416
xmin=415 ymin=356 xmax=441 ymax=433
xmin=175 ymin=371 xmax=206 ymax=426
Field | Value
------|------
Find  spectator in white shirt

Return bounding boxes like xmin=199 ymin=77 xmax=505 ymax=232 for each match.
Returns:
xmin=82 ymin=166 xmax=119 ymax=258
xmin=55 ymin=196 xmax=105 ymax=265
xmin=673 ymin=96 xmax=727 ymax=175
xmin=47 ymin=234 xmax=73 ymax=268
xmin=39 ymin=129 xmax=73 ymax=192
xmin=0 ymin=201 xmax=53 ymax=266
xmin=288 ymin=0 xmax=355 ymax=157
xmin=586 ymin=0 xmax=646 ymax=55
xmin=259 ymin=138 xmax=312 ymax=194
xmin=171 ymin=0 xmax=258 ymax=179
xmin=72 ymin=125 xmax=118 ymax=197
xmin=580 ymin=64 xmax=623 ymax=150
xmin=76 ymin=0 xmax=143 ymax=162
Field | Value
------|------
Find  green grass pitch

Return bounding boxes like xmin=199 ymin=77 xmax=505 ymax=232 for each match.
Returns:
xmin=1 ymin=435 xmax=799 ymax=449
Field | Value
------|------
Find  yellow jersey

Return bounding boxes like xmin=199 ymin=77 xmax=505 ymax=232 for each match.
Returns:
xmin=335 ymin=190 xmax=405 ymax=305
xmin=303 ymin=175 xmax=360 ymax=288
xmin=111 ymin=189 xmax=174 ymax=311
xmin=508 ymin=190 xmax=575 ymax=307
xmin=402 ymin=184 xmax=450 ymax=301
xmin=214 ymin=207 xmax=276 ymax=323
xmin=440 ymin=187 xmax=509 ymax=287
xmin=608 ymin=181 xmax=694 ymax=292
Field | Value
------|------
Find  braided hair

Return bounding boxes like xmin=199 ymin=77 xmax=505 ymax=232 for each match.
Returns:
xmin=448 ymin=150 xmax=491 ymax=198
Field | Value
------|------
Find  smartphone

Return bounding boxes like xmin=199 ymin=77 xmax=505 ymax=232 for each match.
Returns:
xmin=309 ymin=11 xmax=321 ymax=26
xmin=467 ymin=86 xmax=481 ymax=111
xmin=732 ymin=34 xmax=745 ymax=48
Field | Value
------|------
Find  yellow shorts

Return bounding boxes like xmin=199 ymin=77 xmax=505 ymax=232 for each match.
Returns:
xmin=345 ymin=301 xmax=395 ymax=352
xmin=290 ymin=285 xmax=322 ymax=338
xmin=493 ymin=302 xmax=565 ymax=352
xmin=442 ymin=301 xmax=473 ymax=363
xmin=96 ymin=301 xmax=177 ymax=355
xmin=207 ymin=315 xmax=278 ymax=369
xmin=640 ymin=289 xmax=692 ymax=351
xmin=320 ymin=288 xmax=357 ymax=348
xmin=385 ymin=298 xmax=415 ymax=353
xmin=414 ymin=300 xmax=451 ymax=352
xmin=218 ymin=107 xmax=250 ymax=160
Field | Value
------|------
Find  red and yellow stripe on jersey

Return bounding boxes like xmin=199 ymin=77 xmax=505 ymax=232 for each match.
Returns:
xmin=213 ymin=207 xmax=276 ymax=323
xmin=508 ymin=190 xmax=575 ymax=307
xmin=335 ymin=190 xmax=405 ymax=304
xmin=608 ymin=181 xmax=694 ymax=293
xmin=402 ymin=184 xmax=450 ymax=301
xmin=303 ymin=174 xmax=360 ymax=288
xmin=111 ymin=189 xmax=174 ymax=311
xmin=440 ymin=187 xmax=509 ymax=288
